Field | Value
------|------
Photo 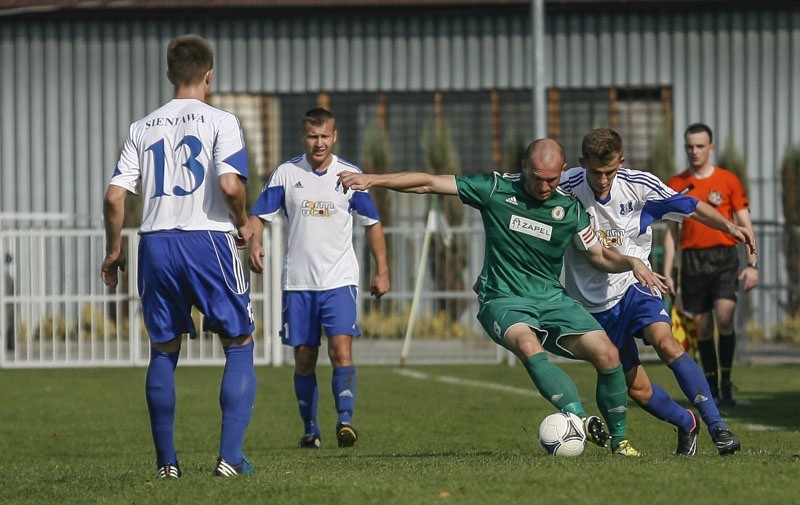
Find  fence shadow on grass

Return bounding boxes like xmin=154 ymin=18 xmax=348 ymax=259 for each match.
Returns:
xmin=716 ymin=390 xmax=800 ymax=430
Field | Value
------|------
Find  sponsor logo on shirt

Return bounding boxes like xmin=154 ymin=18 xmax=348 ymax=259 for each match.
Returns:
xmin=505 ymin=196 xmax=518 ymax=206
xmin=509 ymin=215 xmax=552 ymax=241
xmin=294 ymin=181 xmax=304 ymax=189
xmin=597 ymin=228 xmax=624 ymax=247
xmin=301 ymin=200 xmax=336 ymax=217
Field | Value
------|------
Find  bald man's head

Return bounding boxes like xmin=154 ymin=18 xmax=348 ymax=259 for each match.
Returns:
xmin=524 ymin=139 xmax=565 ymax=168
xmin=521 ymin=138 xmax=566 ymax=201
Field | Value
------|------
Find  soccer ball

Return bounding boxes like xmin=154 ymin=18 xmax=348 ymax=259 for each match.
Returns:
xmin=537 ymin=412 xmax=586 ymax=457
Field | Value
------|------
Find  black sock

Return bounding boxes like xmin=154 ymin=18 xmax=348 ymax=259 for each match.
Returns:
xmin=718 ymin=332 xmax=736 ymax=384
xmin=697 ymin=339 xmax=719 ymax=391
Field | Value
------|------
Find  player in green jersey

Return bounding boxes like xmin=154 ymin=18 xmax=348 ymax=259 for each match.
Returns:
xmin=338 ymin=139 xmax=667 ymax=456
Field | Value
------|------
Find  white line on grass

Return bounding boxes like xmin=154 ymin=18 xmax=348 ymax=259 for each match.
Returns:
xmin=740 ymin=423 xmax=786 ymax=432
xmin=394 ymin=370 xmax=786 ymax=431
xmin=394 ymin=368 xmax=541 ymax=399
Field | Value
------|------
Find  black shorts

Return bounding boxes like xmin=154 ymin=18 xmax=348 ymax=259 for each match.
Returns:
xmin=680 ymin=246 xmax=739 ymax=314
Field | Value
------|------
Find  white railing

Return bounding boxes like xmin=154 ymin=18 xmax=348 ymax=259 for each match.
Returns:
xmin=1 ymin=221 xmax=504 ymax=368
xmin=0 ymin=227 xmax=284 ymax=368
xmin=5 ymin=218 xmax=783 ymax=369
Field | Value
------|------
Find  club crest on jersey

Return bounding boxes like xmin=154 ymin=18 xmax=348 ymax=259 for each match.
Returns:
xmin=708 ymin=190 xmax=724 ymax=206
xmin=597 ymin=228 xmax=624 ymax=247
xmin=301 ymin=200 xmax=336 ymax=217
xmin=551 ymin=206 xmax=565 ymax=220
xmin=619 ymin=201 xmax=634 ymax=216
xmin=509 ymin=215 xmax=552 ymax=241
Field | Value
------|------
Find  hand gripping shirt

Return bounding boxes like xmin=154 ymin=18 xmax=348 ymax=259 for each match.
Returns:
xmin=109 ymin=98 xmax=249 ymax=233
xmin=559 ymin=166 xmax=699 ymax=312
xmin=251 ymin=154 xmax=380 ymax=290
xmin=455 ymin=172 xmax=598 ymax=303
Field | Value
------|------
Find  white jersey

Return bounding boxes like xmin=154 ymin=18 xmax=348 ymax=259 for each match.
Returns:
xmin=559 ymin=166 xmax=698 ymax=312
xmin=109 ymin=98 xmax=248 ymax=233
xmin=251 ymin=154 xmax=380 ymax=291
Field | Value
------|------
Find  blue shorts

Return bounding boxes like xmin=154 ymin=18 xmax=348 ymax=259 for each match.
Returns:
xmin=138 ymin=230 xmax=254 ymax=343
xmin=592 ymin=284 xmax=672 ymax=372
xmin=281 ymin=286 xmax=360 ymax=347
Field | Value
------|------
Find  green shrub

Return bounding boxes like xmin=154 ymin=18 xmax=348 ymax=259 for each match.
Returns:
xmin=772 ymin=313 xmax=800 ymax=345
xmin=780 ymin=142 xmax=800 ymax=316
xmin=717 ymin=135 xmax=749 ymax=194
xmin=360 ymin=307 xmax=472 ymax=340
xmin=648 ymin=119 xmax=675 ymax=183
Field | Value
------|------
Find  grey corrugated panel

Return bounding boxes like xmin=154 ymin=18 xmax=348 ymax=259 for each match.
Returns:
xmin=1 ymin=9 xmax=799 ymax=226
xmin=14 ymin=23 xmax=31 ymax=217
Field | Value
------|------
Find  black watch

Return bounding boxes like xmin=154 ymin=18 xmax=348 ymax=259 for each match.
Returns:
xmin=747 ymin=262 xmax=758 ymax=269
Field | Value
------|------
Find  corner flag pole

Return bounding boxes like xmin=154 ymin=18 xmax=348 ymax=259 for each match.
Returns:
xmin=399 ymin=208 xmax=437 ymax=366
xmin=400 ymin=201 xmax=452 ymax=366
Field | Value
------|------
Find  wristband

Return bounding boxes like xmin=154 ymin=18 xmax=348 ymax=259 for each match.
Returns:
xmin=747 ymin=262 xmax=758 ymax=269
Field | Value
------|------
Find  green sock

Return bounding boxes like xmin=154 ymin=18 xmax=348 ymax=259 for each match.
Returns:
xmin=523 ymin=353 xmax=586 ymax=418
xmin=596 ymin=364 xmax=628 ymax=449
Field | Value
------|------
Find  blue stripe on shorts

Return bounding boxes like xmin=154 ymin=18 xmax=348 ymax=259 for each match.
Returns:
xmin=138 ymin=230 xmax=254 ymax=343
xmin=592 ymin=284 xmax=672 ymax=372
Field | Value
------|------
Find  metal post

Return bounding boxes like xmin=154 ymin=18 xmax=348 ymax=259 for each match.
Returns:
xmin=531 ymin=0 xmax=546 ymax=139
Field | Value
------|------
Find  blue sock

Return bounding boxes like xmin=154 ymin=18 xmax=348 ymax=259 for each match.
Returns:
xmin=332 ymin=365 xmax=357 ymax=426
xmin=668 ymin=353 xmax=726 ymax=433
xmin=219 ymin=340 xmax=256 ymax=465
xmin=146 ymin=347 xmax=179 ymax=467
xmin=294 ymin=372 xmax=320 ymax=435
xmin=639 ymin=384 xmax=695 ymax=432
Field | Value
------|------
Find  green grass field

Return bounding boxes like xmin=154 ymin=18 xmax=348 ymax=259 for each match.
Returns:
xmin=1 ymin=361 xmax=798 ymax=505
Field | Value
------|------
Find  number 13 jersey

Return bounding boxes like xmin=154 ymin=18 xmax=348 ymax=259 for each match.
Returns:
xmin=109 ymin=98 xmax=249 ymax=234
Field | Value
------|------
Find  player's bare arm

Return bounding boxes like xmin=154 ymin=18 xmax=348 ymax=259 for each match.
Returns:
xmin=583 ymin=240 xmax=667 ymax=294
xmin=247 ymin=215 xmax=266 ymax=274
xmin=661 ymin=221 xmax=680 ymax=297
xmin=691 ymin=201 xmax=757 ymax=256
xmin=337 ymin=171 xmax=459 ymax=195
xmin=365 ymin=222 xmax=390 ymax=299
xmin=219 ymin=173 xmax=252 ymax=249
xmin=733 ymin=207 xmax=760 ymax=292
xmin=101 ymin=184 xmax=129 ymax=288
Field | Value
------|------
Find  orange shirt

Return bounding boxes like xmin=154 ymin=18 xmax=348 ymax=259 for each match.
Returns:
xmin=667 ymin=166 xmax=749 ymax=250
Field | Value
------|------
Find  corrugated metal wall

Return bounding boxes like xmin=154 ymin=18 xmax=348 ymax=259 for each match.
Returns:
xmin=1 ymin=7 xmax=799 ymax=226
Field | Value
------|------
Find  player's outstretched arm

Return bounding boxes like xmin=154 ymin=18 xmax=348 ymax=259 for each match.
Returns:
xmin=337 ymin=171 xmax=458 ymax=195
xmin=101 ymin=185 xmax=128 ymax=288
xmin=691 ymin=201 xmax=757 ymax=256
xmin=583 ymin=241 xmax=667 ymax=294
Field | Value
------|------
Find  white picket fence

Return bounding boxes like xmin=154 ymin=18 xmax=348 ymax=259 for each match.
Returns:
xmin=0 ymin=220 xmax=502 ymax=368
xmin=3 ymin=216 xmax=785 ymax=369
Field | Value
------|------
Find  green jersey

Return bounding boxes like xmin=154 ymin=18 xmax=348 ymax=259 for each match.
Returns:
xmin=456 ymin=172 xmax=595 ymax=303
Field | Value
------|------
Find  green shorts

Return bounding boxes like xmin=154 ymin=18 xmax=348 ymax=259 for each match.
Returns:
xmin=477 ymin=294 xmax=603 ymax=359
